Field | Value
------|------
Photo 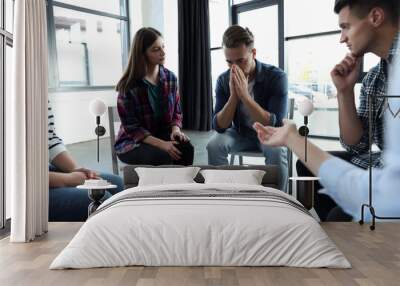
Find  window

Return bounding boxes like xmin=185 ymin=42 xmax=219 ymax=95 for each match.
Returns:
xmin=209 ymin=0 xmax=229 ymax=48
xmin=364 ymin=53 xmax=380 ymax=72
xmin=129 ymin=0 xmax=179 ymax=77
xmin=285 ymin=0 xmax=345 ymax=139
xmin=210 ymin=48 xmax=227 ymax=96
xmin=47 ymin=0 xmax=130 ymax=90
xmin=4 ymin=44 xmax=11 ymax=222
xmin=1 ymin=0 xmax=14 ymax=230
xmin=5 ymin=0 xmax=12 ymax=32
xmin=162 ymin=0 xmax=179 ymax=74
xmin=232 ymin=0 xmax=252 ymax=4
xmin=287 ymin=34 xmax=349 ymax=137
xmin=209 ymin=0 xmax=230 ymax=106
xmin=284 ymin=0 xmax=378 ymax=139
xmin=237 ymin=4 xmax=279 ymax=67
xmin=285 ymin=0 xmax=338 ymax=37
xmin=53 ymin=7 xmax=125 ymax=87
xmin=54 ymin=0 xmax=124 ymax=16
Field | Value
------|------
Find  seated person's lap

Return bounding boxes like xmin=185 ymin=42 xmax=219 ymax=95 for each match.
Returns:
xmin=207 ymin=128 xmax=288 ymax=191
xmin=49 ymin=171 xmax=123 ymax=222
xmin=117 ymin=132 xmax=194 ymax=166
xmin=207 ymin=128 xmax=259 ymax=154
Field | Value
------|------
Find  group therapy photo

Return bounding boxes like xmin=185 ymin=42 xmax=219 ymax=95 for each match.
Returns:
xmin=1 ymin=0 xmax=400 ymax=285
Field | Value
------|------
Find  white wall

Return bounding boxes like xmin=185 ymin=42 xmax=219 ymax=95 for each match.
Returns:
xmin=49 ymin=90 xmax=117 ymax=144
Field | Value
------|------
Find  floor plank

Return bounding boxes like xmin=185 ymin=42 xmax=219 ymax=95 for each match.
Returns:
xmin=1 ymin=222 xmax=399 ymax=286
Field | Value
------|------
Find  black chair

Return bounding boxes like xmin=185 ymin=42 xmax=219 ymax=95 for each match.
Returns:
xmin=107 ymin=106 xmax=125 ymax=175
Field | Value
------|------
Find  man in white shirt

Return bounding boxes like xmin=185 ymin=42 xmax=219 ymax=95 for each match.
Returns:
xmin=254 ymin=43 xmax=400 ymax=222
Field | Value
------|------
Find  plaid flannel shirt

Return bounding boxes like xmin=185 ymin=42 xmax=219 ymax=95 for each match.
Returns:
xmin=115 ymin=66 xmax=182 ymax=155
xmin=340 ymin=36 xmax=398 ymax=169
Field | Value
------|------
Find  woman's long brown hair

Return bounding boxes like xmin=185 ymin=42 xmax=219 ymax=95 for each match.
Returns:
xmin=116 ymin=27 xmax=162 ymax=94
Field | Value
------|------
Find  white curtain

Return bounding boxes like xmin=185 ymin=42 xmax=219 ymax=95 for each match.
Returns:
xmin=8 ymin=0 xmax=49 ymax=242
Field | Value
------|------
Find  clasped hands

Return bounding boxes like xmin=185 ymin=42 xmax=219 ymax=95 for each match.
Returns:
xmin=229 ymin=64 xmax=251 ymax=101
xmin=158 ymin=127 xmax=190 ymax=161
xmin=67 ymin=167 xmax=99 ymax=187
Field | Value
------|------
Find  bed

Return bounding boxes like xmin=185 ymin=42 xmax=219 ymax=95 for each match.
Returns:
xmin=50 ymin=165 xmax=350 ymax=269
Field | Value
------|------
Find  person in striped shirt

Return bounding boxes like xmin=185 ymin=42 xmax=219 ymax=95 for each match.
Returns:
xmin=48 ymin=101 xmax=123 ymax=222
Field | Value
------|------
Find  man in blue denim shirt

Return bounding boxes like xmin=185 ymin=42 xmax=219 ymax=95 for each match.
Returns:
xmin=206 ymin=25 xmax=288 ymax=191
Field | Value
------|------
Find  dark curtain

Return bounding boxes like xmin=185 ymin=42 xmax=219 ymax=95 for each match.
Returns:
xmin=178 ymin=0 xmax=212 ymax=131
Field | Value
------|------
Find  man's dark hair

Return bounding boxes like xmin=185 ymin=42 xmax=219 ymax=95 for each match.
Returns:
xmin=222 ymin=25 xmax=254 ymax=49
xmin=334 ymin=0 xmax=399 ymax=24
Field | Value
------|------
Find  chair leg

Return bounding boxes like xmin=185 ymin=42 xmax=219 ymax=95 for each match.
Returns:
xmin=230 ymin=154 xmax=235 ymax=165
xmin=287 ymin=148 xmax=293 ymax=195
xmin=112 ymin=152 xmax=119 ymax=175
xmin=239 ymin=156 xmax=243 ymax=165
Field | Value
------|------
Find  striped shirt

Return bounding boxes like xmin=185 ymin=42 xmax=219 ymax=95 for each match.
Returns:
xmin=48 ymin=100 xmax=66 ymax=162
xmin=339 ymin=36 xmax=398 ymax=169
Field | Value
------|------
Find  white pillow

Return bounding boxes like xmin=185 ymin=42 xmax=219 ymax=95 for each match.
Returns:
xmin=135 ymin=167 xmax=201 ymax=186
xmin=200 ymin=169 xmax=266 ymax=185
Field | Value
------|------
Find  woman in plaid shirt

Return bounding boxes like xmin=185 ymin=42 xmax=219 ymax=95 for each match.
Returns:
xmin=115 ymin=27 xmax=194 ymax=165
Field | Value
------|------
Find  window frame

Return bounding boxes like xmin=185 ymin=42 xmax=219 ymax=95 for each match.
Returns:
xmin=46 ymin=0 xmax=131 ymax=92
xmin=1 ymin=0 xmax=13 ymax=232
xmin=285 ymin=30 xmax=366 ymax=83
xmin=210 ymin=0 xmax=232 ymax=51
xmin=231 ymin=0 xmax=284 ymax=69
xmin=283 ymin=1 xmax=370 ymax=140
xmin=209 ymin=0 xmax=233 ymax=107
xmin=285 ymin=30 xmax=364 ymax=140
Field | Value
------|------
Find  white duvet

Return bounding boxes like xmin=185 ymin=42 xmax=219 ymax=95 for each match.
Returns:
xmin=50 ymin=183 xmax=351 ymax=269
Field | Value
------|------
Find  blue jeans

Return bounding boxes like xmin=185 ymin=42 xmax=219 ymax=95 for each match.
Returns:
xmin=206 ymin=128 xmax=288 ymax=191
xmin=49 ymin=171 xmax=124 ymax=222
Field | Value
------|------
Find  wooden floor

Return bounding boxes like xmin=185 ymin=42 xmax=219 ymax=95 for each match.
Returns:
xmin=0 ymin=222 xmax=399 ymax=286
